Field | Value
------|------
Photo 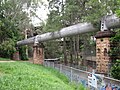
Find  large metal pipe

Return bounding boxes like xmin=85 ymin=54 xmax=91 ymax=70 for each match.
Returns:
xmin=17 ymin=14 xmax=120 ymax=46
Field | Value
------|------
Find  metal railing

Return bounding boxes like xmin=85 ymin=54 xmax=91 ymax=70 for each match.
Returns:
xmin=44 ymin=61 xmax=120 ymax=90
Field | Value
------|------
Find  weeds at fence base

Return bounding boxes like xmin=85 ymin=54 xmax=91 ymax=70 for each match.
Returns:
xmin=69 ymin=82 xmax=88 ymax=90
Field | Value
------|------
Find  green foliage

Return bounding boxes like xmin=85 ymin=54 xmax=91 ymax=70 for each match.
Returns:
xmin=111 ymin=60 xmax=120 ymax=80
xmin=0 ymin=39 xmax=16 ymax=58
xmin=109 ymin=30 xmax=120 ymax=61
xmin=44 ymin=40 xmax=62 ymax=58
xmin=115 ymin=0 xmax=120 ymax=17
xmin=111 ymin=30 xmax=120 ymax=42
xmin=0 ymin=57 xmax=11 ymax=61
xmin=19 ymin=46 xmax=28 ymax=60
xmin=82 ymin=0 xmax=119 ymax=26
xmin=0 ymin=0 xmax=43 ymax=59
xmin=69 ymin=82 xmax=87 ymax=90
xmin=0 ymin=62 xmax=75 ymax=90
xmin=44 ymin=10 xmax=63 ymax=32
xmin=110 ymin=29 xmax=120 ymax=79
xmin=77 ymin=84 xmax=86 ymax=90
xmin=44 ymin=0 xmax=120 ymax=65
xmin=116 ymin=9 xmax=120 ymax=17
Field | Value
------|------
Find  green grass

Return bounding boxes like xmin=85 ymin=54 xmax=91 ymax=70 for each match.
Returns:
xmin=0 ymin=57 xmax=11 ymax=61
xmin=0 ymin=61 xmax=82 ymax=90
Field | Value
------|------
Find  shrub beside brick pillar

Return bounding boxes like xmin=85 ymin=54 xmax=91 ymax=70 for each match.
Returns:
xmin=95 ymin=31 xmax=115 ymax=75
xmin=33 ymin=43 xmax=44 ymax=64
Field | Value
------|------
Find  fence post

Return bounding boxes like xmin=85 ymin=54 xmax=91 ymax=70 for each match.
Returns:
xmin=48 ymin=62 xmax=50 ymax=67
xmin=43 ymin=61 xmax=45 ymax=66
xmin=45 ymin=61 xmax=47 ymax=67
xmin=47 ymin=61 xmax=48 ymax=67
xmin=86 ymin=67 xmax=87 ymax=71
xmin=70 ymin=67 xmax=73 ymax=82
xmin=60 ymin=64 xmax=62 ymax=73
xmin=52 ymin=62 xmax=54 ymax=68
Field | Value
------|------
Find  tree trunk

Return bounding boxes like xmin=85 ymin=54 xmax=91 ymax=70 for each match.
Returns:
xmin=70 ymin=37 xmax=73 ymax=66
xmin=76 ymin=35 xmax=80 ymax=65
xmin=25 ymin=30 xmax=28 ymax=58
xmin=73 ymin=36 xmax=77 ymax=65
xmin=63 ymin=37 xmax=67 ymax=65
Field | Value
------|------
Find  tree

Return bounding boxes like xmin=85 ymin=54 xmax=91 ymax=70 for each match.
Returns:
xmin=45 ymin=0 xmax=120 ymax=66
xmin=43 ymin=0 xmax=65 ymax=61
xmin=0 ymin=0 xmax=42 ymax=59
xmin=115 ymin=0 xmax=120 ymax=17
xmin=109 ymin=29 xmax=120 ymax=79
xmin=111 ymin=60 xmax=120 ymax=80
xmin=109 ymin=0 xmax=120 ymax=79
xmin=44 ymin=0 xmax=63 ymax=32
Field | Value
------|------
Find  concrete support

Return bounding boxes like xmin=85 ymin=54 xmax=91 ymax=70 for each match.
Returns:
xmin=33 ymin=43 xmax=44 ymax=64
xmin=95 ymin=31 xmax=115 ymax=74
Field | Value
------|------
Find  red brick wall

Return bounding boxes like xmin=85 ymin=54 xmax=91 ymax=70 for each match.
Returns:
xmin=33 ymin=46 xmax=44 ymax=64
xmin=96 ymin=37 xmax=111 ymax=74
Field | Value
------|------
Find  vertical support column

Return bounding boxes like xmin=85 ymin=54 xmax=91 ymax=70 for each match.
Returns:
xmin=12 ymin=51 xmax=20 ymax=60
xmin=95 ymin=31 xmax=115 ymax=75
xmin=33 ymin=43 xmax=44 ymax=64
xmin=12 ymin=47 xmax=20 ymax=60
xmin=70 ymin=67 xmax=73 ymax=82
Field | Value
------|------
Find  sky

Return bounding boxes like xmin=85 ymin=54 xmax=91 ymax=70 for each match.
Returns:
xmin=31 ymin=0 xmax=49 ymax=26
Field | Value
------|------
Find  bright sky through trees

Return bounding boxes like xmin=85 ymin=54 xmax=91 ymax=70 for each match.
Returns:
xmin=31 ymin=0 xmax=49 ymax=26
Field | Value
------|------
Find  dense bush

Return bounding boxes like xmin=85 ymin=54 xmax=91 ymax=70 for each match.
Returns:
xmin=110 ymin=30 xmax=120 ymax=79
xmin=0 ymin=39 xmax=16 ymax=58
xmin=109 ymin=30 xmax=120 ymax=62
xmin=19 ymin=46 xmax=28 ymax=60
xmin=111 ymin=60 xmax=120 ymax=80
xmin=0 ymin=39 xmax=28 ymax=60
xmin=44 ymin=40 xmax=62 ymax=59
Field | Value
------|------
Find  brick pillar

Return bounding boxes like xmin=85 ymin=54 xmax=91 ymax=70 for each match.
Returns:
xmin=12 ymin=46 xmax=20 ymax=60
xmin=12 ymin=51 xmax=20 ymax=60
xmin=95 ymin=31 xmax=115 ymax=74
xmin=33 ymin=43 xmax=44 ymax=64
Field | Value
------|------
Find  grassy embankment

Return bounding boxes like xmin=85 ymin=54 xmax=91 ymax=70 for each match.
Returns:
xmin=0 ymin=57 xmax=11 ymax=61
xmin=0 ymin=61 xmax=86 ymax=90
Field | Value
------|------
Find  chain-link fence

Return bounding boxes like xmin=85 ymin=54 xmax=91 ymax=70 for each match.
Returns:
xmin=44 ymin=61 xmax=120 ymax=90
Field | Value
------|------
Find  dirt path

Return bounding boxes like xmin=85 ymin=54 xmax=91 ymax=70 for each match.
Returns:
xmin=0 ymin=61 xmax=15 ymax=63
